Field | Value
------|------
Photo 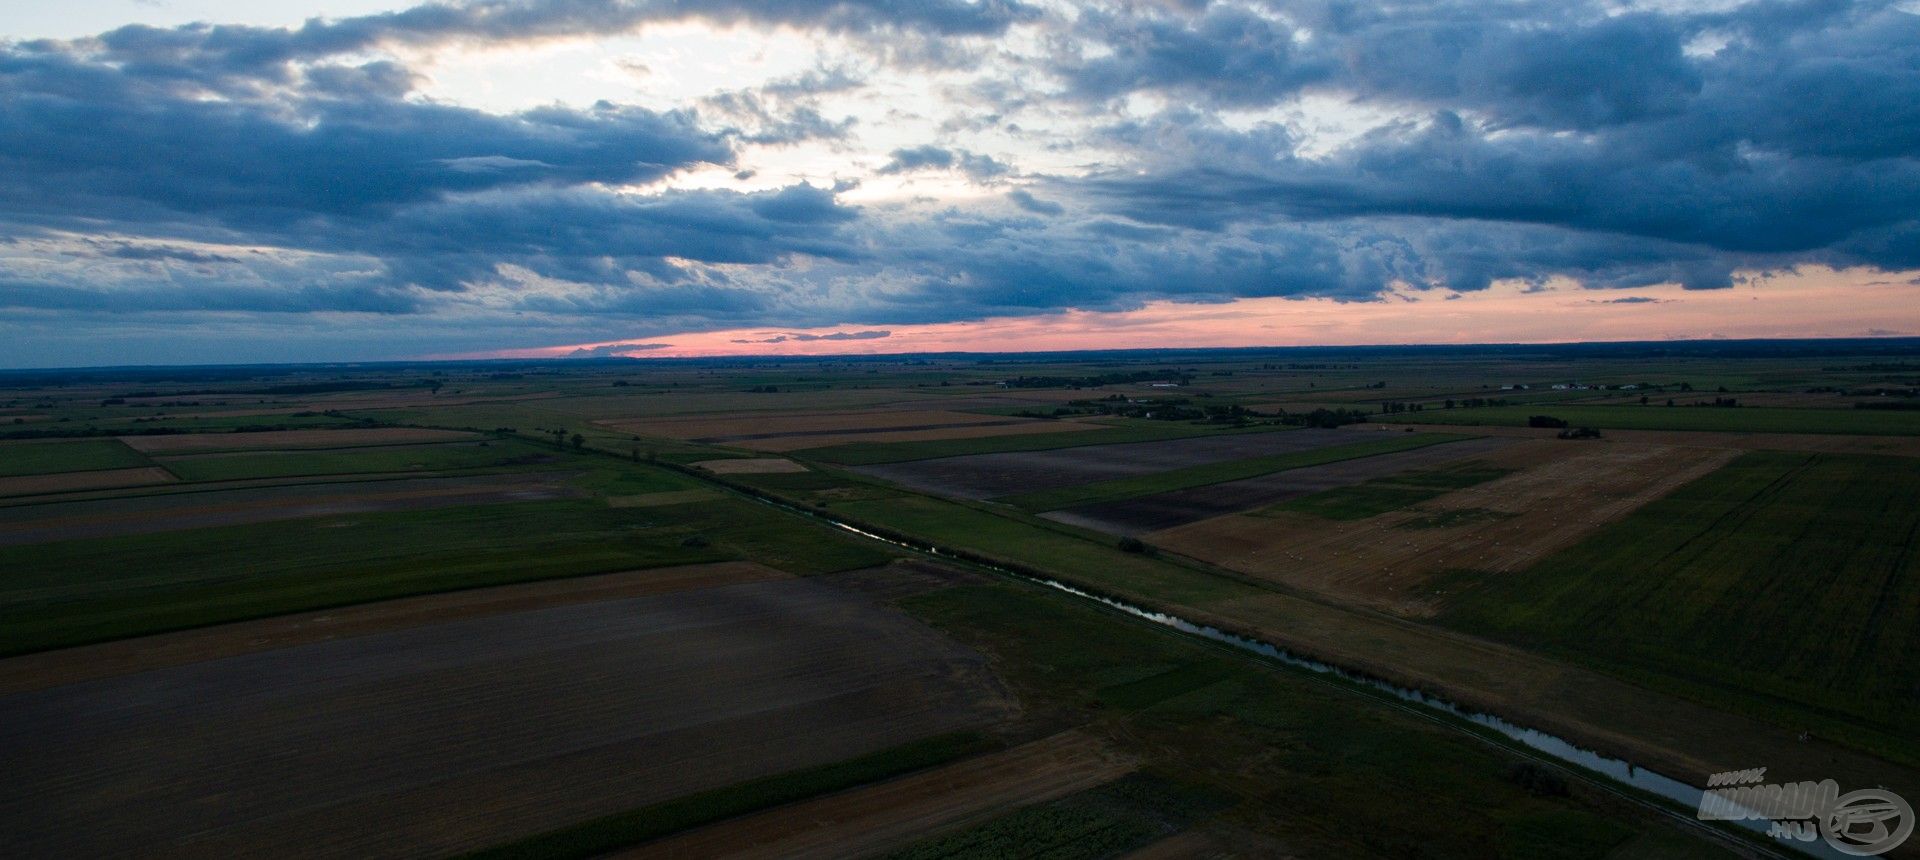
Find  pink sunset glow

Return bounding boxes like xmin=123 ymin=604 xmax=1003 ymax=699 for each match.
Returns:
xmin=475 ymin=268 xmax=1920 ymax=361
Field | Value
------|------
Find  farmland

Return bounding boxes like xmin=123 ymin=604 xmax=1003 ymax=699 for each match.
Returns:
xmin=1439 ymin=450 xmax=1920 ymax=763
xmin=4 ymin=340 xmax=1919 ymax=857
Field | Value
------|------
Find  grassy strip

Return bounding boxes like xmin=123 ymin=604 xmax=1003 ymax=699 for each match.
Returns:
xmin=1382 ymin=403 xmax=1920 ymax=435
xmin=802 ymin=420 xmax=1290 ymax=466
xmin=465 ymin=732 xmax=995 ymax=860
xmin=997 ymin=432 xmax=1468 ymax=512
xmin=0 ymin=438 xmax=150 ymax=476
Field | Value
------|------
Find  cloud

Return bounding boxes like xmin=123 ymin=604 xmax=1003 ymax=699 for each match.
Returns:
xmin=2 ymin=0 xmax=1919 ymax=366
xmin=732 ymin=329 xmax=892 ymax=343
xmin=567 ymin=343 xmax=672 ymax=357
xmin=1007 ymin=189 xmax=1064 ymax=215
xmin=879 ymin=145 xmax=1012 ymax=180
xmin=1588 ymin=296 xmax=1670 ymax=304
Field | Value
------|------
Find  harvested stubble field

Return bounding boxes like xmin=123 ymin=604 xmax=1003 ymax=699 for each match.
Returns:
xmin=0 ymin=573 xmax=1014 ymax=858
xmin=119 ymin=427 xmax=479 ymax=453
xmin=1151 ymin=440 xmax=1740 ymax=615
xmin=851 ymin=427 xmax=1356 ymax=500
xmin=1043 ymin=435 xmax=1517 ymax=534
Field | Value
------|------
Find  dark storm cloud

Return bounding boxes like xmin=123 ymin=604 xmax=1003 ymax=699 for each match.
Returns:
xmin=69 ymin=0 xmax=1038 ymax=90
xmin=2 ymin=0 xmax=1918 ymax=365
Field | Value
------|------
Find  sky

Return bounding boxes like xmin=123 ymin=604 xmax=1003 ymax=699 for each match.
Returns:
xmin=2 ymin=0 xmax=1918 ymax=366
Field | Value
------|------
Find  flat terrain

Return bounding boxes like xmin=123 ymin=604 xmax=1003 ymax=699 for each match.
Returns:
xmin=617 ymin=730 xmax=1135 ymax=860
xmin=1366 ymin=421 xmax=1920 ymax=456
xmin=1151 ymin=440 xmax=1739 ymax=615
xmin=0 ymin=471 xmax=583 ymax=546
xmin=0 ymin=465 xmax=176 ymax=497
xmin=608 ymin=408 xmax=1097 ymax=452
xmin=119 ymin=427 xmax=478 ymax=453
xmin=1383 ymin=403 xmax=1920 ymax=435
xmin=691 ymin=457 xmax=808 ymax=474
xmin=0 ymin=573 xmax=1013 ymax=858
xmin=1440 ymin=450 xmax=1920 ymax=762
xmin=1045 ymin=435 xmax=1517 ymax=534
xmin=853 ymin=427 xmax=1355 ymax=499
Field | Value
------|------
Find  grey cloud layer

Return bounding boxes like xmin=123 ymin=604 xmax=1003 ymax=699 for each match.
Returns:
xmin=0 ymin=0 xmax=1916 ymax=364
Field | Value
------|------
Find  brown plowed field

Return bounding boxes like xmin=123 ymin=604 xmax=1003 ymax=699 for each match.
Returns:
xmin=0 ymin=576 xmax=1014 ymax=858
xmin=120 ymin=427 xmax=477 ymax=453
xmin=0 ymin=466 xmax=175 ymax=497
xmin=1150 ymin=440 xmax=1739 ymax=615
xmin=1044 ymin=437 xmax=1517 ymax=535
xmin=1357 ymin=422 xmax=1920 ymax=456
xmin=617 ymin=730 xmax=1136 ymax=860
xmin=854 ymin=429 xmax=1356 ymax=500
xmin=0 ymin=562 xmax=787 ymax=694
xmin=0 ymin=472 xmax=581 ymax=546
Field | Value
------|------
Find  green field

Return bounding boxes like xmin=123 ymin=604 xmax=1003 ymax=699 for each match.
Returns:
xmin=1269 ymin=460 xmax=1514 ymax=520
xmin=154 ymin=440 xmax=549 ymax=482
xmin=897 ymin=582 xmax=1719 ymax=859
xmin=0 ymin=490 xmax=893 ymax=655
xmin=801 ymin=420 xmax=1290 ymax=466
xmin=884 ymin=774 xmax=1221 ymax=860
xmin=1439 ymin=451 xmax=1920 ymax=763
xmin=1386 ymin=404 xmax=1920 ymax=435
xmin=0 ymin=439 xmax=150 ymax=476
xmin=468 ymin=732 xmax=996 ymax=860
xmin=996 ymin=433 xmax=1468 ymax=512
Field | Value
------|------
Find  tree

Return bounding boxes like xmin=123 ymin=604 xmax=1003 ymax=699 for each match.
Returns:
xmin=570 ymin=433 xmax=585 ymax=450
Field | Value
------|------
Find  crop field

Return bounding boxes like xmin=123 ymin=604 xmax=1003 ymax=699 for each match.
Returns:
xmin=1152 ymin=440 xmax=1739 ymax=614
xmin=0 ymin=466 xmax=177 ymax=497
xmin=1384 ymin=403 xmax=1920 ymax=435
xmin=1044 ymin=435 xmax=1516 ymax=534
xmin=809 ymin=418 xmax=1286 ymax=465
xmin=608 ymin=408 xmax=1101 ymax=452
xmin=1439 ymin=450 xmax=1920 ymax=763
xmin=852 ymin=426 xmax=1351 ymax=499
xmin=7 ymin=343 xmax=1920 ymax=858
xmin=619 ymin=730 xmax=1137 ymax=860
xmin=117 ymin=426 xmax=480 ymax=452
xmin=0 ymin=438 xmax=151 ymax=475
xmin=0 ymin=574 xmax=1012 ymax=858
xmin=1000 ymin=431 xmax=1469 ymax=513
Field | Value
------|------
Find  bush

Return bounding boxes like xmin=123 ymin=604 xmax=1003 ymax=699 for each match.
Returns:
xmin=1117 ymin=536 xmax=1154 ymax=555
xmin=1506 ymin=762 xmax=1570 ymax=797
